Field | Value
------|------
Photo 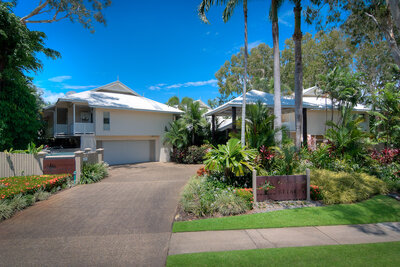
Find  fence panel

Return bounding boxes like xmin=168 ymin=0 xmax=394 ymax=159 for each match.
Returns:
xmin=0 ymin=152 xmax=43 ymax=178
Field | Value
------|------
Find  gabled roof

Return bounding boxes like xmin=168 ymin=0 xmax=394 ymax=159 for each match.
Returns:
xmin=205 ymin=90 xmax=321 ymax=116
xmin=50 ymin=81 xmax=183 ymax=114
xmin=194 ymin=99 xmax=211 ymax=110
xmin=91 ymin=81 xmax=139 ymax=96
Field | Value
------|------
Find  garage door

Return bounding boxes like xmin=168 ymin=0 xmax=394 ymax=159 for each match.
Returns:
xmin=102 ymin=140 xmax=155 ymax=165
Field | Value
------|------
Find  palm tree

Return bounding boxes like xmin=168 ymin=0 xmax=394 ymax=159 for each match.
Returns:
xmin=183 ymin=101 xmax=209 ymax=145
xmin=292 ymin=0 xmax=303 ymax=149
xmin=269 ymin=0 xmax=284 ymax=146
xmin=198 ymin=0 xmax=249 ymax=146
xmin=164 ymin=119 xmax=190 ymax=149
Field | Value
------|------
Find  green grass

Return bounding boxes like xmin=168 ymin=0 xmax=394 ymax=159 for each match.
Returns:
xmin=173 ymin=195 xmax=400 ymax=232
xmin=167 ymin=242 xmax=400 ymax=267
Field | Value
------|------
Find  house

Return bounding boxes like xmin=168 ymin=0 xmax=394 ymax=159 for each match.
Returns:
xmin=43 ymin=81 xmax=183 ymax=165
xmin=205 ymin=87 xmax=369 ymax=143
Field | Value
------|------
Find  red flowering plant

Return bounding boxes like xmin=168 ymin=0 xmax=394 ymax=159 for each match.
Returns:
xmin=0 ymin=174 xmax=70 ymax=200
xmin=235 ymin=188 xmax=254 ymax=209
xmin=196 ymin=166 xmax=208 ymax=177
xmin=258 ymin=145 xmax=275 ymax=170
xmin=310 ymin=185 xmax=323 ymax=201
xmin=370 ymin=148 xmax=400 ymax=165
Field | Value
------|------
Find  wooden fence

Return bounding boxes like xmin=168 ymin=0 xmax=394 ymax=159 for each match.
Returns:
xmin=0 ymin=152 xmax=45 ymax=178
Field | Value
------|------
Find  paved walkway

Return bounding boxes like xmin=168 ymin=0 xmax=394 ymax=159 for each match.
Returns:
xmin=0 ymin=162 xmax=199 ymax=267
xmin=169 ymin=222 xmax=400 ymax=255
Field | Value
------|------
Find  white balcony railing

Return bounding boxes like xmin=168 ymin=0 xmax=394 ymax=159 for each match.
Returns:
xmin=55 ymin=124 xmax=68 ymax=135
xmin=73 ymin=123 xmax=95 ymax=134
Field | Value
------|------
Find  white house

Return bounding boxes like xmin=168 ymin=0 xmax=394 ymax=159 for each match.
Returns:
xmin=205 ymin=87 xmax=369 ymax=143
xmin=43 ymin=81 xmax=183 ymax=165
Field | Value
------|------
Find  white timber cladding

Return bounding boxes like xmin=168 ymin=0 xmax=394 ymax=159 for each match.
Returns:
xmin=94 ymin=108 xmax=174 ymax=162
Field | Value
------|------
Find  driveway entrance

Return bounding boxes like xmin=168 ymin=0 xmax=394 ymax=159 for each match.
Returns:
xmin=0 ymin=162 xmax=199 ymax=266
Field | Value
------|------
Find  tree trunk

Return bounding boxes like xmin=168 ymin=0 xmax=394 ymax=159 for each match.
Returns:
xmin=241 ymin=0 xmax=248 ymax=146
xmin=272 ymin=16 xmax=282 ymax=145
xmin=388 ymin=0 xmax=400 ymax=31
xmin=294 ymin=0 xmax=303 ymax=149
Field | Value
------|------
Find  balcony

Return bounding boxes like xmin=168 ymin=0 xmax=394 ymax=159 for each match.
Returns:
xmin=55 ymin=123 xmax=95 ymax=136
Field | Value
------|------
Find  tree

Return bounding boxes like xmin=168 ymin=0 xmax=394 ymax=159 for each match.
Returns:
xmin=164 ymin=119 xmax=190 ymax=149
xmin=0 ymin=3 xmax=60 ymax=150
xmin=19 ymin=0 xmax=111 ymax=33
xmin=183 ymin=101 xmax=209 ymax=145
xmin=305 ymin=0 xmax=400 ymax=69
xmin=166 ymin=96 xmax=180 ymax=107
xmin=215 ymin=44 xmax=275 ymax=96
xmin=269 ymin=0 xmax=284 ymax=145
xmin=292 ymin=0 xmax=303 ymax=149
xmin=199 ymin=0 xmax=249 ymax=146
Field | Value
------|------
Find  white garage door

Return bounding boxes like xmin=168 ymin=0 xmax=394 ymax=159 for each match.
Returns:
xmin=102 ymin=140 xmax=154 ymax=165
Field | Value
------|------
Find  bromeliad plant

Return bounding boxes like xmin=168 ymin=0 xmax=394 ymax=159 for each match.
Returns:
xmin=204 ymin=138 xmax=258 ymax=183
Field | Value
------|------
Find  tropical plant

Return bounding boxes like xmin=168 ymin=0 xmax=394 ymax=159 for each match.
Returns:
xmin=270 ymin=0 xmax=284 ymax=145
xmin=269 ymin=145 xmax=300 ymax=175
xmin=80 ymin=162 xmax=109 ymax=184
xmin=164 ymin=119 xmax=190 ymax=149
xmin=204 ymin=138 xmax=258 ymax=180
xmin=245 ymin=101 xmax=276 ymax=149
xmin=369 ymin=83 xmax=400 ymax=147
xmin=199 ymin=0 xmax=249 ymax=146
xmin=325 ymin=106 xmax=368 ymax=159
xmin=183 ymin=101 xmax=210 ymax=145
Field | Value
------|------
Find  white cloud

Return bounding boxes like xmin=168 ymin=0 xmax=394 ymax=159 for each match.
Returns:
xmin=41 ymin=89 xmax=65 ymax=104
xmin=148 ymin=79 xmax=218 ymax=91
xmin=278 ymin=17 xmax=292 ymax=27
xmin=48 ymin=75 xmax=72 ymax=82
xmin=63 ymin=84 xmax=99 ymax=90
xmin=248 ymin=40 xmax=262 ymax=50
xmin=278 ymin=10 xmax=293 ymax=27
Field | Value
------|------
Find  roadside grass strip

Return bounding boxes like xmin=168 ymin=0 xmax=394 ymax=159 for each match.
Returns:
xmin=167 ymin=241 xmax=400 ymax=267
xmin=173 ymin=195 xmax=400 ymax=232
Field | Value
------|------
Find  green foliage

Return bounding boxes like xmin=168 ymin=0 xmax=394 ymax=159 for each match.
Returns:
xmin=34 ymin=190 xmax=51 ymax=201
xmin=9 ymin=194 xmax=28 ymax=211
xmin=205 ymin=138 xmax=258 ymax=179
xmin=234 ymin=189 xmax=253 ymax=209
xmin=180 ymin=176 xmax=250 ymax=217
xmin=0 ymin=199 xmax=13 ymax=220
xmin=325 ymin=106 xmax=368 ymax=160
xmin=80 ymin=162 xmax=109 ymax=184
xmin=4 ymin=142 xmax=44 ymax=154
xmin=171 ymin=145 xmax=210 ymax=164
xmin=164 ymin=119 xmax=190 ymax=150
xmin=369 ymin=83 xmax=400 ymax=147
xmin=268 ymin=145 xmax=300 ymax=175
xmin=245 ymin=101 xmax=276 ymax=149
xmin=311 ymin=169 xmax=388 ymax=205
xmin=0 ymin=3 xmax=60 ymax=150
xmin=214 ymin=192 xmax=248 ymax=216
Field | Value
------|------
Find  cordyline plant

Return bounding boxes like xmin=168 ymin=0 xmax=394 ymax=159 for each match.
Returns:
xmin=204 ymin=138 xmax=258 ymax=179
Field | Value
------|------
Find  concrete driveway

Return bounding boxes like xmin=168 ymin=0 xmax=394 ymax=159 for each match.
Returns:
xmin=0 ymin=162 xmax=199 ymax=267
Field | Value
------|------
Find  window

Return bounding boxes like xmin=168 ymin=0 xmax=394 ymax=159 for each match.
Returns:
xmin=103 ymin=112 xmax=110 ymax=130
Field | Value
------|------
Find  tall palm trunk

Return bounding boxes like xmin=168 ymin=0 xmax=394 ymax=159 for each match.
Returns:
xmin=294 ymin=0 xmax=303 ymax=149
xmin=271 ymin=0 xmax=282 ymax=145
xmin=241 ymin=0 xmax=248 ymax=146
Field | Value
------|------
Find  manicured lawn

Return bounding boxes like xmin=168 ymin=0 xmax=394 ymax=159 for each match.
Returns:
xmin=167 ymin=242 xmax=400 ymax=267
xmin=173 ymin=195 xmax=400 ymax=232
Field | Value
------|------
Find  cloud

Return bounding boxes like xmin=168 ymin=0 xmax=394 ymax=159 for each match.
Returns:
xmin=41 ymin=89 xmax=65 ymax=104
xmin=248 ymin=40 xmax=262 ymax=50
xmin=148 ymin=79 xmax=218 ymax=91
xmin=48 ymin=75 xmax=72 ymax=82
xmin=63 ymin=84 xmax=99 ymax=90
xmin=278 ymin=10 xmax=293 ymax=27
xmin=227 ymin=40 xmax=263 ymax=55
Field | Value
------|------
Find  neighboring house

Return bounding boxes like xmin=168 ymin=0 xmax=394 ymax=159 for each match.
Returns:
xmin=43 ymin=81 xmax=183 ymax=165
xmin=206 ymin=87 xmax=369 ymax=143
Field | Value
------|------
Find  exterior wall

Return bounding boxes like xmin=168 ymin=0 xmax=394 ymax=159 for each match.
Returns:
xmin=94 ymin=108 xmax=174 ymax=162
xmin=0 ymin=152 xmax=44 ymax=178
xmin=282 ymin=109 xmax=369 ymax=136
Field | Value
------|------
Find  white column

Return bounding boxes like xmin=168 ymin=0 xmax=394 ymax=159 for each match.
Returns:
xmin=73 ymin=103 xmax=75 ymax=135
xmin=252 ymin=170 xmax=257 ymax=203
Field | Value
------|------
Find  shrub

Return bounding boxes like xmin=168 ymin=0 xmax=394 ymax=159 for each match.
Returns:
xmin=214 ymin=192 xmax=248 ymax=216
xmin=310 ymin=185 xmax=323 ymax=201
xmin=0 ymin=200 xmax=13 ymax=220
xmin=9 ymin=194 xmax=28 ymax=211
xmin=180 ymin=176 xmax=252 ymax=217
xmin=171 ymin=145 xmax=210 ymax=164
xmin=34 ymin=190 xmax=51 ymax=201
xmin=235 ymin=188 xmax=253 ymax=209
xmin=311 ymin=169 xmax=388 ymax=204
xmin=196 ymin=166 xmax=207 ymax=176
xmin=80 ymin=162 xmax=109 ymax=184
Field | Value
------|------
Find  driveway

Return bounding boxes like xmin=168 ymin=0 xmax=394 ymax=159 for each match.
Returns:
xmin=0 ymin=162 xmax=199 ymax=266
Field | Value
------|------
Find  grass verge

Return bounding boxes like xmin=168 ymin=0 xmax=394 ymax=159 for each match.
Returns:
xmin=167 ymin=242 xmax=400 ymax=267
xmin=173 ymin=195 xmax=400 ymax=232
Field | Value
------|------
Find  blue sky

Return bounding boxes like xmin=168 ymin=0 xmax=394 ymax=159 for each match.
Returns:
xmin=13 ymin=0 xmax=317 ymax=104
